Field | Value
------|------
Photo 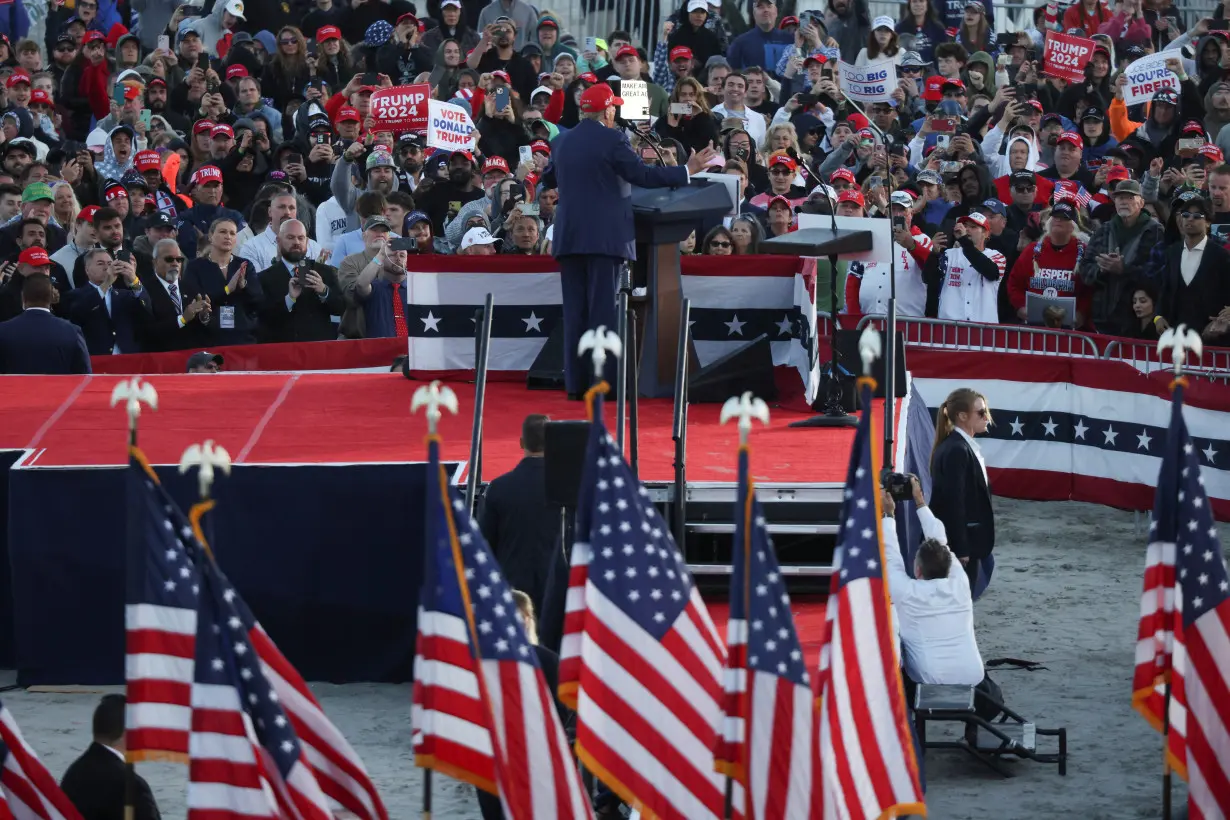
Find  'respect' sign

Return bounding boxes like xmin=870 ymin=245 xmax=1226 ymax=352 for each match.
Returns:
xmin=369 ymin=83 xmax=430 ymax=132
xmin=1042 ymin=30 xmax=1095 ymax=84
xmin=426 ymin=98 xmax=476 ymax=152
xmin=1122 ymin=54 xmax=1180 ymax=107
xmin=838 ymin=59 xmax=896 ymax=104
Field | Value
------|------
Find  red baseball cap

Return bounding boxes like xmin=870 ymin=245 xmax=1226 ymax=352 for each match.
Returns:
xmin=134 ymin=150 xmax=161 ymax=172
xmin=779 ymin=14 xmax=799 ymax=27
xmin=5 ymin=71 xmax=29 ymax=88
xmin=1198 ymin=144 xmax=1224 ymax=163
xmin=802 ymin=54 xmax=826 ymax=68
xmin=579 ymin=84 xmax=622 ymax=113
xmin=316 ymin=25 xmax=341 ymax=42
xmin=18 ymin=247 xmax=50 ymax=267
xmin=491 ymin=70 xmax=511 ymax=83
xmin=191 ymin=165 xmax=223 ymax=186
xmin=829 ymin=168 xmax=856 ymax=184
xmin=837 ymin=189 xmax=865 ymax=208
xmin=396 ymin=12 xmax=418 ymax=27
xmin=337 ymin=106 xmax=361 ymax=122
xmin=1056 ymin=131 xmax=1083 ymax=149
xmin=482 ymin=156 xmax=509 ymax=175
xmin=958 ymin=212 xmax=989 ymax=229
xmin=82 ymin=31 xmax=105 ymax=44
xmin=1181 ymin=119 xmax=1205 ymax=134
xmin=579 ymin=72 xmax=599 ymax=83
xmin=669 ymin=46 xmax=693 ymax=62
xmin=923 ymin=75 xmax=945 ymax=102
xmin=225 ymin=64 xmax=248 ymax=80
xmin=530 ymin=139 xmax=551 ymax=155
xmin=767 ymin=194 xmax=793 ymax=211
xmin=614 ymin=45 xmax=638 ymax=61
xmin=103 ymin=184 xmax=128 ymax=202
xmin=193 ymin=119 xmax=215 ymax=135
xmin=1105 ymin=165 xmax=1131 ymax=182
xmin=211 ymin=124 xmax=234 ymax=140
xmin=77 ymin=204 xmax=100 ymax=223
xmin=768 ymin=152 xmax=796 ymax=171
xmin=940 ymin=77 xmax=965 ymax=91
xmin=29 ymin=89 xmax=51 ymax=106
xmin=1025 ymin=99 xmax=1043 ymax=113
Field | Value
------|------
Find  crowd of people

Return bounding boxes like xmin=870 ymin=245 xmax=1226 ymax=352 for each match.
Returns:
xmin=0 ymin=0 xmax=1229 ymax=375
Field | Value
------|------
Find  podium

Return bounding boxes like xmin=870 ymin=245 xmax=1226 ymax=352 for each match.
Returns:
xmin=632 ymin=180 xmax=732 ymax=398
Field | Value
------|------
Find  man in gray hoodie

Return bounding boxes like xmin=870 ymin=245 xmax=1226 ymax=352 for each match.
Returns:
xmin=178 ymin=0 xmax=245 ymax=55
xmin=332 ymin=145 xmax=402 ymax=232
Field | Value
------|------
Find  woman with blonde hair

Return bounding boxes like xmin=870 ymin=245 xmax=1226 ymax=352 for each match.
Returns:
xmin=259 ymin=27 xmax=311 ymax=111
xmin=52 ymin=181 xmax=80 ymax=229
xmin=929 ymin=387 xmax=996 ymax=592
xmin=653 ymin=76 xmax=718 ymax=153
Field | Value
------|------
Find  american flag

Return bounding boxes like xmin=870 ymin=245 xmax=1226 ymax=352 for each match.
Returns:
xmin=1053 ymin=178 xmax=1092 ymax=209
xmin=0 ymin=702 xmax=82 ymax=820
xmin=124 ymin=450 xmax=198 ymax=763
xmin=814 ymin=381 xmax=925 ymax=820
xmin=714 ymin=446 xmax=815 ymax=820
xmin=559 ymin=402 xmax=731 ymax=820
xmin=1131 ymin=383 xmax=1230 ymax=817
xmin=412 ymin=437 xmax=591 ymax=820
xmin=188 ymin=543 xmax=337 ymax=820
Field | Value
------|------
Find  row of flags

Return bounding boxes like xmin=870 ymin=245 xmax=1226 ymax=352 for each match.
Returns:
xmin=0 ymin=349 xmax=1225 ymax=820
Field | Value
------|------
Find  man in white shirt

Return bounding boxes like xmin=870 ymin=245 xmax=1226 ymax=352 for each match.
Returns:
xmin=711 ymin=71 xmax=767 ymax=147
xmin=929 ymin=212 xmax=1007 ymax=324
xmin=50 ymin=206 xmax=99 ymax=276
xmin=238 ymin=191 xmax=324 ymax=272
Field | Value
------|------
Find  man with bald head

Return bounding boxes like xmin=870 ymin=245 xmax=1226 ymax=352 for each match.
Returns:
xmin=239 ymin=192 xmax=325 ymax=272
xmin=257 ymin=219 xmax=344 ymax=343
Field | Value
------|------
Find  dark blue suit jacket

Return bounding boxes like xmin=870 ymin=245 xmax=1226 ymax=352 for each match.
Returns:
xmin=63 ymin=285 xmax=150 ymax=356
xmin=550 ymin=118 xmax=689 ymax=261
xmin=0 ymin=308 xmax=92 ymax=374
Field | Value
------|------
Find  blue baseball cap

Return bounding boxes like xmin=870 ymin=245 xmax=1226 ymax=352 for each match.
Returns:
xmin=404 ymin=210 xmax=431 ymax=231
xmin=979 ymin=198 xmax=1007 ymax=216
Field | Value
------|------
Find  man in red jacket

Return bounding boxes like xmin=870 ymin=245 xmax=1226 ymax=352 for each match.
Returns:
xmin=1007 ymin=200 xmax=1092 ymax=328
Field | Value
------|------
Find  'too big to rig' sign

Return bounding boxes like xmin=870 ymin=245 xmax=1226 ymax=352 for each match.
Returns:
xmin=838 ymin=59 xmax=897 ymax=104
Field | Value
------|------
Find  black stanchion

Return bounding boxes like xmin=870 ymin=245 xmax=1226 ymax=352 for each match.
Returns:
xmin=671 ymin=298 xmax=691 ymax=550
xmin=465 ymin=293 xmax=495 ymax=515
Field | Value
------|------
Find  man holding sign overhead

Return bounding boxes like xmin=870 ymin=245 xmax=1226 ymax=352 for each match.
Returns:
xmin=548 ymin=83 xmax=716 ymax=397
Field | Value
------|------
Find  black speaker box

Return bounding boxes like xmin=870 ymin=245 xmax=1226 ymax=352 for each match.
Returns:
xmin=528 ymin=323 xmax=566 ymax=390
xmin=833 ymin=329 xmax=907 ymax=399
xmin=688 ymin=333 xmax=777 ymax=404
xmin=544 ymin=420 xmax=591 ymax=508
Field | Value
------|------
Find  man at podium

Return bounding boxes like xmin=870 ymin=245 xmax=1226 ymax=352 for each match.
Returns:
xmin=549 ymin=82 xmax=716 ymax=397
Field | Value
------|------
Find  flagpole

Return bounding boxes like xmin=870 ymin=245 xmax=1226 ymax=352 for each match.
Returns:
xmin=111 ymin=378 xmax=159 ymax=820
xmin=1154 ymin=324 xmax=1202 ymax=820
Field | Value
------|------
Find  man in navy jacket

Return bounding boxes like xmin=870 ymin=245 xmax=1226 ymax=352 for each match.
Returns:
xmin=0 ymin=264 xmax=91 ymax=375
xmin=549 ymin=83 xmax=715 ymax=395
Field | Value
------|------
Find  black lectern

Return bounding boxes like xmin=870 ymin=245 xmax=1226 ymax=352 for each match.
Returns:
xmin=631 ymin=181 xmax=732 ymax=398
xmin=762 ymin=226 xmax=874 ymax=427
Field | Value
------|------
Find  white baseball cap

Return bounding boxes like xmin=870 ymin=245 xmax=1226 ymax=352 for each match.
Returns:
xmin=873 ymin=15 xmax=895 ymax=29
xmin=687 ymin=0 xmax=709 ymax=11
xmin=890 ymin=190 xmax=915 ymax=207
xmin=441 ymin=0 xmax=462 ymax=6
xmin=461 ymin=227 xmax=499 ymax=250
xmin=224 ymin=0 xmax=246 ymax=19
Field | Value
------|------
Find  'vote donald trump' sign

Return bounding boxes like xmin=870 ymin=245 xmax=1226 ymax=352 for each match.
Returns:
xmin=838 ymin=59 xmax=897 ymax=104
xmin=427 ymin=99 xmax=477 ymax=152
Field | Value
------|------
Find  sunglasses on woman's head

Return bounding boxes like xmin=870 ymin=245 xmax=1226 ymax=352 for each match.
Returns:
xmin=710 ymin=240 xmax=731 ymax=248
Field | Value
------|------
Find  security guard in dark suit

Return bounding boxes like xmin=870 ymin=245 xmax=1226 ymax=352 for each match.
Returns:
xmin=0 ymin=260 xmax=91 ymax=375
xmin=61 ymin=695 xmax=161 ymax=820
xmin=548 ymin=82 xmax=716 ymax=395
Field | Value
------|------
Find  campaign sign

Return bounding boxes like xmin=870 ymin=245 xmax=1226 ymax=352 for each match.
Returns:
xmin=1123 ymin=54 xmax=1179 ymax=107
xmin=1042 ymin=30 xmax=1095 ymax=83
xmin=369 ymin=83 xmax=430 ymax=132
xmin=619 ymin=79 xmax=650 ymax=121
xmin=838 ymin=59 xmax=896 ymax=103
xmin=427 ymin=98 xmax=476 ymax=152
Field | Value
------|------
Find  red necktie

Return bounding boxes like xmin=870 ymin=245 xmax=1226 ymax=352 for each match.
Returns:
xmin=392 ymin=282 xmax=408 ymax=339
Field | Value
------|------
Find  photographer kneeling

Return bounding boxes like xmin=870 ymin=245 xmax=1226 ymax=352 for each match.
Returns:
xmin=881 ymin=475 xmax=1001 ymax=724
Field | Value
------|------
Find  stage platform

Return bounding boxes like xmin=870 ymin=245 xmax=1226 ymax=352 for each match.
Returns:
xmin=1 ymin=372 xmax=871 ymax=484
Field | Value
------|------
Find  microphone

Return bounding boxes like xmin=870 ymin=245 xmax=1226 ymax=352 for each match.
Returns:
xmin=616 ymin=115 xmax=660 ymax=142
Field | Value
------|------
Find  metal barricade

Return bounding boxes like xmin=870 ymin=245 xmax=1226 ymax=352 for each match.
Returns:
xmin=1102 ymin=339 xmax=1230 ymax=384
xmin=854 ymin=314 xmax=1102 ymax=359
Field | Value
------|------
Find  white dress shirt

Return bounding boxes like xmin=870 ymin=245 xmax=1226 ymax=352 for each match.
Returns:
xmin=954 ymin=426 xmax=988 ymax=486
xmin=883 ymin=506 xmax=985 ymax=686
xmin=88 ymin=281 xmax=121 ymax=354
xmin=711 ymin=103 xmax=767 ymax=147
xmin=1180 ymin=236 xmax=1207 ymax=286
xmin=238 ymin=225 xmax=323 ymax=272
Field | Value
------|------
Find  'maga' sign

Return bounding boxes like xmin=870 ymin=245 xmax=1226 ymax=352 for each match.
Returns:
xmin=838 ymin=59 xmax=896 ymax=104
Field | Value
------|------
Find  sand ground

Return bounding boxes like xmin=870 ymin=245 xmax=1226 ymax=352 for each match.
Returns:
xmin=6 ymin=498 xmax=1224 ymax=819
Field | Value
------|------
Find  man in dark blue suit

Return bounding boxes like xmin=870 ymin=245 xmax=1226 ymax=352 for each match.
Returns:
xmin=550 ymin=83 xmax=715 ymax=396
xmin=63 ymin=248 xmax=151 ymax=356
xmin=0 ymin=262 xmax=92 ymax=374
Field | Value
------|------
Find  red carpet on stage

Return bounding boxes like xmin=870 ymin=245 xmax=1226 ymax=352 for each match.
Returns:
xmin=3 ymin=374 xmax=883 ymax=484
xmin=706 ymin=597 xmax=829 ymax=670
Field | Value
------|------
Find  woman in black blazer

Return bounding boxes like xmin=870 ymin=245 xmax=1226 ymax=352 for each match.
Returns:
xmin=929 ymin=387 xmax=996 ymax=595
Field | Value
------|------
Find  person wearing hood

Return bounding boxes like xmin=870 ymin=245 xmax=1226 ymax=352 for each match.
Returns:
xmin=963 ymin=50 xmax=997 ymax=98
xmin=444 ymin=196 xmax=491 ymax=250
xmin=429 ymin=38 xmax=467 ymax=100
xmin=422 ymin=0 xmax=481 ymax=54
xmin=376 ymin=13 xmax=435 ymax=85
xmin=232 ymin=76 xmax=284 ymax=143
xmin=418 ymin=149 xmax=485 ymax=233
xmin=182 ymin=0 xmax=248 ymax=58
xmin=825 ymin=0 xmax=870 ymax=64
xmin=989 ymin=130 xmax=1056 ymax=199
xmin=1078 ymin=106 xmax=1119 ymax=167
xmin=332 ymin=144 xmax=402 ymax=233
xmin=1112 ymin=79 xmax=1202 ymax=165
xmin=95 ymin=125 xmax=141 ymax=189
xmin=668 ymin=1 xmax=726 ymax=69
xmin=938 ymin=160 xmax=994 ymax=237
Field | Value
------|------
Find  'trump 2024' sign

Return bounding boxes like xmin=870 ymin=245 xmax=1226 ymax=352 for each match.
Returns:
xmin=426 ymin=99 xmax=477 ymax=152
xmin=369 ymin=83 xmax=430 ymax=132
xmin=1042 ymin=31 xmax=1095 ymax=83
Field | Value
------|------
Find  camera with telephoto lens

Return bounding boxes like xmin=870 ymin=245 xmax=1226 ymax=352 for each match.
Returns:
xmin=880 ymin=469 xmax=917 ymax=502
